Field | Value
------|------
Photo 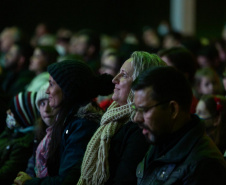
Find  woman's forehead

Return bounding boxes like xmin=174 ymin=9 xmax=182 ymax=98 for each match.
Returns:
xmin=121 ymin=58 xmax=133 ymax=74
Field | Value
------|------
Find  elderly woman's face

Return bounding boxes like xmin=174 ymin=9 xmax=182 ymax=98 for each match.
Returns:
xmin=46 ymin=75 xmax=63 ymax=109
xmin=112 ymin=58 xmax=134 ymax=106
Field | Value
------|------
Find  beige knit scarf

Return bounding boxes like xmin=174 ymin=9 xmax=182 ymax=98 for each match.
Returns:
xmin=77 ymin=101 xmax=132 ymax=185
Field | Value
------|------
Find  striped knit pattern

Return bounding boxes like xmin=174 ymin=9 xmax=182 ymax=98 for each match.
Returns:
xmin=12 ymin=91 xmax=38 ymax=128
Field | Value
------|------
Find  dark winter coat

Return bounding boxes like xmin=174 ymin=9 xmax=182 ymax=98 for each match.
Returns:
xmin=0 ymin=127 xmax=34 ymax=185
xmin=24 ymin=102 xmax=103 ymax=185
xmin=136 ymin=115 xmax=226 ymax=185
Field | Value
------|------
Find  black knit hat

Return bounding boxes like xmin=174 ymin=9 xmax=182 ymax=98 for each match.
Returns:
xmin=47 ymin=60 xmax=114 ymax=103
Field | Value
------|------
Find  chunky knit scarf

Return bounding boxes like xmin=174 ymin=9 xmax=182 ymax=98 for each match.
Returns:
xmin=77 ymin=101 xmax=132 ymax=185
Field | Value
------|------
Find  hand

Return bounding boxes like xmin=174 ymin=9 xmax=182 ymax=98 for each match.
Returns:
xmin=14 ymin=171 xmax=32 ymax=185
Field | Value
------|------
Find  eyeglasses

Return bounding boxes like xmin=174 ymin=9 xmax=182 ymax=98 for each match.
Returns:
xmin=131 ymin=100 xmax=170 ymax=114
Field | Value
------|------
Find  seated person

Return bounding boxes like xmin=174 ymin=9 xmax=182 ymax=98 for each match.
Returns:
xmin=0 ymin=91 xmax=38 ymax=185
xmin=132 ymin=66 xmax=226 ymax=184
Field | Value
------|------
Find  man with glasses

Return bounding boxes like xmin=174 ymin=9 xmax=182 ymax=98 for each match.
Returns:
xmin=132 ymin=66 xmax=226 ymax=185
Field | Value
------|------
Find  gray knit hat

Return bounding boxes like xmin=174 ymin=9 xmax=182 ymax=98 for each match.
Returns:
xmin=47 ymin=60 xmax=114 ymax=103
xmin=35 ymin=82 xmax=49 ymax=111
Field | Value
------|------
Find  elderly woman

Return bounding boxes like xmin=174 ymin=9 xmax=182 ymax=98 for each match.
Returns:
xmin=14 ymin=60 xmax=114 ymax=185
xmin=72 ymin=51 xmax=166 ymax=185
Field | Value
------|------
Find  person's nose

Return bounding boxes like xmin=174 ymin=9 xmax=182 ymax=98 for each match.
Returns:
xmin=44 ymin=103 xmax=51 ymax=113
xmin=46 ymin=86 xmax=50 ymax=94
xmin=133 ymin=111 xmax=144 ymax=124
xmin=112 ymin=73 xmax=120 ymax=84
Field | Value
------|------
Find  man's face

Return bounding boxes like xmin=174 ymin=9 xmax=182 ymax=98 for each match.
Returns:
xmin=5 ymin=45 xmax=20 ymax=70
xmin=133 ymin=87 xmax=172 ymax=144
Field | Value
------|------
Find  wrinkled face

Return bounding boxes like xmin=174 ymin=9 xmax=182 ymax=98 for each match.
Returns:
xmin=133 ymin=87 xmax=172 ymax=144
xmin=196 ymin=100 xmax=214 ymax=128
xmin=112 ymin=58 xmax=134 ymax=106
xmin=99 ymin=55 xmax=118 ymax=76
xmin=29 ymin=48 xmax=47 ymax=74
xmin=198 ymin=76 xmax=220 ymax=95
xmin=5 ymin=45 xmax=19 ymax=69
xmin=39 ymin=99 xmax=59 ymax=126
xmin=46 ymin=75 xmax=63 ymax=109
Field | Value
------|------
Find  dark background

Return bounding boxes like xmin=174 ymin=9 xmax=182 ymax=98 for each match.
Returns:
xmin=1 ymin=0 xmax=226 ymax=39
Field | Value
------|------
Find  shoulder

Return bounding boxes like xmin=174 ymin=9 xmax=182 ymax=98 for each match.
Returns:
xmin=116 ymin=121 xmax=144 ymax=139
xmin=111 ymin=121 xmax=149 ymax=150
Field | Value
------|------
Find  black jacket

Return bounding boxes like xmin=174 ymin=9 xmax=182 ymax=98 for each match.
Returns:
xmin=137 ymin=115 xmax=226 ymax=185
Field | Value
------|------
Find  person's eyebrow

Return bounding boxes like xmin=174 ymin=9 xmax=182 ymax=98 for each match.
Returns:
xmin=121 ymin=69 xmax=129 ymax=74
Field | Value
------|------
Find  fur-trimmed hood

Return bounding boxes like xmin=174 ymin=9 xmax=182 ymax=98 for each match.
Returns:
xmin=76 ymin=102 xmax=104 ymax=124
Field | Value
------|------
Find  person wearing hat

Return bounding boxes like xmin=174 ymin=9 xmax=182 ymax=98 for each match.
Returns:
xmin=24 ymin=82 xmax=59 ymax=178
xmin=0 ymin=91 xmax=39 ymax=185
xmin=14 ymin=60 xmax=114 ymax=185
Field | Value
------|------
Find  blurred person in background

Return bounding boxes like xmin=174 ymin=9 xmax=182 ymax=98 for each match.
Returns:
xmin=193 ymin=67 xmax=224 ymax=100
xmin=14 ymin=60 xmax=114 ymax=185
xmin=196 ymin=95 xmax=226 ymax=156
xmin=25 ymin=45 xmax=59 ymax=92
xmin=1 ymin=41 xmax=35 ymax=97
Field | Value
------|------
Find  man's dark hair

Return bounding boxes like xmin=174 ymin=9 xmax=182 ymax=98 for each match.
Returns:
xmin=158 ymin=47 xmax=198 ymax=84
xmin=132 ymin=66 xmax=193 ymax=111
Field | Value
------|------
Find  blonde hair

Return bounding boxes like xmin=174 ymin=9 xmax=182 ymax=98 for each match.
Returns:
xmin=127 ymin=51 xmax=166 ymax=117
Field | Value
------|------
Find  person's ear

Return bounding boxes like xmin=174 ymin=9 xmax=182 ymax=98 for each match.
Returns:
xmin=169 ymin=100 xmax=179 ymax=119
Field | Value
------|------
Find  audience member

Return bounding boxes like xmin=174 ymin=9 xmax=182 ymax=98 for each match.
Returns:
xmin=14 ymin=60 xmax=114 ymax=185
xmin=132 ymin=66 xmax=226 ymax=184
xmin=197 ymin=44 xmax=224 ymax=76
xmin=55 ymin=28 xmax=72 ymax=57
xmin=196 ymin=95 xmax=226 ymax=155
xmin=141 ymin=26 xmax=161 ymax=54
xmin=193 ymin=67 xmax=224 ymax=99
xmin=162 ymin=31 xmax=182 ymax=49
xmin=158 ymin=46 xmax=198 ymax=113
xmin=0 ymin=27 xmax=22 ymax=68
xmin=30 ymin=23 xmax=50 ymax=47
xmin=1 ymin=41 xmax=35 ymax=97
xmin=75 ymin=51 xmax=166 ymax=185
xmin=26 ymin=45 xmax=59 ymax=92
xmin=25 ymin=83 xmax=59 ymax=178
xmin=69 ymin=29 xmax=101 ymax=74
xmin=0 ymin=91 xmax=38 ymax=185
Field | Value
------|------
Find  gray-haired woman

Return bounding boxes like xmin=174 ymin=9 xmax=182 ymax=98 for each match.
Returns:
xmin=64 ymin=51 xmax=166 ymax=185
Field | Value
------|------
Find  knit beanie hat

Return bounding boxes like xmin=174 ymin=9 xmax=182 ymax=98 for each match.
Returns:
xmin=10 ymin=91 xmax=39 ymax=128
xmin=35 ymin=82 xmax=49 ymax=111
xmin=47 ymin=60 xmax=114 ymax=104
